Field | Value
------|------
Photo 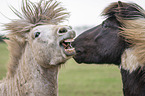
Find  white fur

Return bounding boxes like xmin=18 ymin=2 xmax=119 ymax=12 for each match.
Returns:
xmin=121 ymin=48 xmax=142 ymax=73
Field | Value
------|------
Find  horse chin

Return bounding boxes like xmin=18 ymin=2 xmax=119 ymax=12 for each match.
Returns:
xmin=73 ymin=56 xmax=84 ymax=64
xmin=73 ymin=54 xmax=100 ymax=64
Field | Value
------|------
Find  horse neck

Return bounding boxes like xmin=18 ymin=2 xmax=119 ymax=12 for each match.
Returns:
xmin=120 ymin=66 xmax=145 ymax=96
xmin=4 ymin=44 xmax=59 ymax=96
xmin=121 ymin=48 xmax=145 ymax=96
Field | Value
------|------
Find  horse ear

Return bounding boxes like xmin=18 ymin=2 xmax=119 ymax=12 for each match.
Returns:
xmin=118 ymin=1 xmax=123 ymax=8
xmin=117 ymin=1 xmax=123 ymax=17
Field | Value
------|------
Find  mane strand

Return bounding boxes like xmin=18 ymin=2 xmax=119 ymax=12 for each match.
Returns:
xmin=102 ymin=1 xmax=145 ymax=20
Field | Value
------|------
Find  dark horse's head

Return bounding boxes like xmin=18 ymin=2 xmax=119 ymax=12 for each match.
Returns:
xmin=73 ymin=2 xmax=145 ymax=95
xmin=72 ymin=1 xmax=145 ymax=65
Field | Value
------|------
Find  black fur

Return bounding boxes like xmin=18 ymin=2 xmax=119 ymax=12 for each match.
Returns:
xmin=121 ymin=66 xmax=145 ymax=96
xmin=73 ymin=16 xmax=128 ymax=65
xmin=72 ymin=1 xmax=145 ymax=96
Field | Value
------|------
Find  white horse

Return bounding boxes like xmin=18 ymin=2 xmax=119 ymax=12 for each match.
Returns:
xmin=0 ymin=0 xmax=76 ymax=96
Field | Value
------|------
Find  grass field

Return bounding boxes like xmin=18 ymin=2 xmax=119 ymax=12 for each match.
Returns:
xmin=0 ymin=42 xmax=123 ymax=96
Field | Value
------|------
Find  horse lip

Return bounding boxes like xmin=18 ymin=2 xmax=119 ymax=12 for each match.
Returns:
xmin=64 ymin=48 xmax=76 ymax=56
xmin=60 ymin=45 xmax=76 ymax=56
xmin=64 ymin=39 xmax=74 ymax=42
xmin=73 ymin=56 xmax=82 ymax=64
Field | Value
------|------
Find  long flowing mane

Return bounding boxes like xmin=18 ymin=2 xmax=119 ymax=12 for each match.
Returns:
xmin=4 ymin=0 xmax=69 ymax=77
xmin=102 ymin=1 xmax=145 ymax=66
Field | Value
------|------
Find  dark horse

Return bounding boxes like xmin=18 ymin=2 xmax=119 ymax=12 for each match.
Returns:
xmin=73 ymin=1 xmax=145 ymax=96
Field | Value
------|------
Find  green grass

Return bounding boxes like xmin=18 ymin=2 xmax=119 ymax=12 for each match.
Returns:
xmin=59 ymin=60 xmax=123 ymax=96
xmin=0 ymin=43 xmax=123 ymax=96
xmin=0 ymin=43 xmax=9 ymax=80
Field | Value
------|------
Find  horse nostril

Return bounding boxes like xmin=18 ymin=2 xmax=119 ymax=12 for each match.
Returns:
xmin=76 ymin=49 xmax=83 ymax=54
xmin=71 ymin=31 xmax=76 ymax=38
xmin=58 ymin=27 xmax=67 ymax=35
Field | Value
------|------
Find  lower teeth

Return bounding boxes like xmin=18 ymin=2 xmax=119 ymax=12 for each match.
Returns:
xmin=65 ymin=48 xmax=75 ymax=53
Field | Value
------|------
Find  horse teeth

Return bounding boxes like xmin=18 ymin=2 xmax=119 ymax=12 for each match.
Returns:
xmin=64 ymin=39 xmax=74 ymax=42
xmin=65 ymin=48 xmax=75 ymax=52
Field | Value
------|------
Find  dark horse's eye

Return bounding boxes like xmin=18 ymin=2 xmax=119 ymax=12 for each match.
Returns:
xmin=102 ymin=21 xmax=108 ymax=28
xmin=34 ymin=32 xmax=41 ymax=38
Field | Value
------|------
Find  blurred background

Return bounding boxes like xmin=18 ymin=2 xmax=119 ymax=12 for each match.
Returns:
xmin=0 ymin=0 xmax=145 ymax=96
xmin=0 ymin=0 xmax=145 ymax=35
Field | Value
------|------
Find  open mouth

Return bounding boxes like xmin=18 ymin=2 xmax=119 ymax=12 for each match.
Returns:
xmin=60 ymin=39 xmax=75 ymax=56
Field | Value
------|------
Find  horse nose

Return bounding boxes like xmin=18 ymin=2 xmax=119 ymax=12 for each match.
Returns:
xmin=68 ymin=26 xmax=76 ymax=38
xmin=72 ymin=40 xmax=75 ymax=47
xmin=72 ymin=42 xmax=84 ymax=54
xmin=76 ymin=49 xmax=82 ymax=54
xmin=70 ymin=30 xmax=76 ymax=38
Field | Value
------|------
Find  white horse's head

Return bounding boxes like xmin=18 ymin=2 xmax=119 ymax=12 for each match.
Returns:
xmin=28 ymin=24 xmax=75 ymax=67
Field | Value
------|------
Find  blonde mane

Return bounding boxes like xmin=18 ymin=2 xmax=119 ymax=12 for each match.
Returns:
xmin=4 ymin=0 xmax=69 ymax=77
xmin=120 ymin=18 xmax=145 ymax=66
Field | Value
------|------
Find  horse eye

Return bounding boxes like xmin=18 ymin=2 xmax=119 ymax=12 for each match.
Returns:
xmin=34 ymin=32 xmax=41 ymax=38
xmin=102 ymin=22 xmax=108 ymax=28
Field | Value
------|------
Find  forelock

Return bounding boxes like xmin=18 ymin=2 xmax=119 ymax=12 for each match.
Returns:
xmin=4 ymin=0 xmax=69 ymax=34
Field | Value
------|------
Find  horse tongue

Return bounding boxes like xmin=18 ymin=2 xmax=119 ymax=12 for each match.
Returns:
xmin=62 ymin=42 xmax=67 ymax=48
xmin=65 ymin=43 xmax=69 ymax=49
xmin=67 ymin=46 xmax=71 ymax=49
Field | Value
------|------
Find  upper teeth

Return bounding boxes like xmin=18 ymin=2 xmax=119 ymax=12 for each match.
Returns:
xmin=64 ymin=39 xmax=74 ymax=42
xmin=65 ymin=48 xmax=75 ymax=52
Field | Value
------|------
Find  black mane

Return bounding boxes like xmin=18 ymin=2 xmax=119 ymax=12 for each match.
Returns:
xmin=102 ymin=1 xmax=145 ymax=20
